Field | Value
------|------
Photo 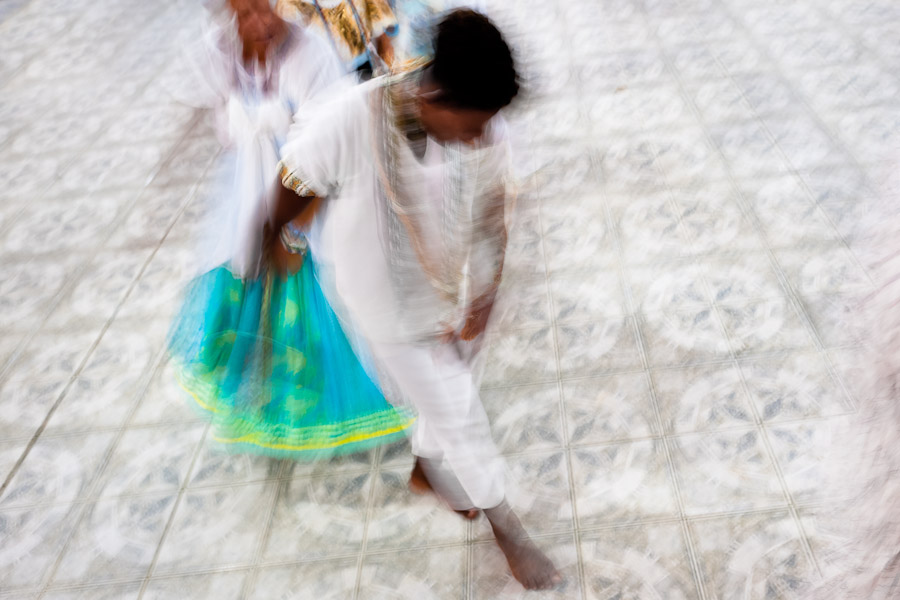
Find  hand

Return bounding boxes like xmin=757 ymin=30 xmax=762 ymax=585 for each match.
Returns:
xmin=270 ymin=235 xmax=304 ymax=277
xmin=438 ymin=325 xmax=459 ymax=345
xmin=460 ymin=291 xmax=496 ymax=341
xmin=376 ymin=34 xmax=395 ymax=67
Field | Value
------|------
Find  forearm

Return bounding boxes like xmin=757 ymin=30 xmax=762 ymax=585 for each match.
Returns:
xmin=470 ymin=229 xmax=507 ymax=303
xmin=486 ymin=238 xmax=507 ymax=297
xmin=471 ymin=190 xmax=509 ymax=299
xmin=269 ymin=181 xmax=321 ymax=276
xmin=272 ymin=180 xmax=318 ymax=233
xmin=375 ymin=34 xmax=394 ymax=66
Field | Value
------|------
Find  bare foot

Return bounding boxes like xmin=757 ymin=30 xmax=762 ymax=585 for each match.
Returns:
xmin=408 ymin=458 xmax=479 ymax=520
xmin=408 ymin=458 xmax=433 ymax=495
xmin=486 ymin=503 xmax=562 ymax=590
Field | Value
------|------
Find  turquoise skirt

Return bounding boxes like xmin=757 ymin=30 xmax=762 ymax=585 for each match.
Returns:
xmin=167 ymin=257 xmax=413 ymax=459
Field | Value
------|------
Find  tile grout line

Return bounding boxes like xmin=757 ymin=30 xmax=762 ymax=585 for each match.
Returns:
xmin=532 ymin=74 xmax=589 ymax=596
xmin=640 ymin=2 xmax=836 ymax=592
xmin=7 ymin=0 xmax=894 ymax=596
xmin=637 ymin=8 xmax=757 ymax=599
xmin=715 ymin=2 xmax=872 ymax=416
xmin=714 ymin=0 xmax=873 ymax=353
xmin=352 ymin=460 xmax=382 ymax=599
xmin=1 ymin=410 xmax=855 ymax=516
xmin=0 ymin=33 xmax=209 ymax=383
xmin=35 ymin=349 xmax=171 ymax=597
xmin=136 ymin=421 xmax=212 ymax=599
xmin=239 ymin=458 xmax=289 ymax=599
xmin=111 ymin=135 xmax=246 ymax=598
xmin=660 ymin=0 xmax=828 ymax=578
xmin=3 ymin=112 xmax=210 ymax=597
xmin=0 ymin=112 xmax=208 ymax=504
xmin=0 ymin=82 xmax=203 ymax=384
xmin=594 ymin=70 xmax=712 ymax=596
xmin=712 ymin=0 xmax=871 ymax=525
xmin=16 ymin=502 xmax=823 ymax=597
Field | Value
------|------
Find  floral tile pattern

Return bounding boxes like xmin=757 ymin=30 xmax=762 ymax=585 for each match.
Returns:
xmin=690 ymin=511 xmax=814 ymax=600
xmin=0 ymin=0 xmax=888 ymax=596
xmin=580 ymin=522 xmax=699 ymax=600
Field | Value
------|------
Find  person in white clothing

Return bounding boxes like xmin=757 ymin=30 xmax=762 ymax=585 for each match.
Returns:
xmin=271 ymin=9 xmax=561 ymax=590
xmin=165 ymin=0 xmax=414 ymax=461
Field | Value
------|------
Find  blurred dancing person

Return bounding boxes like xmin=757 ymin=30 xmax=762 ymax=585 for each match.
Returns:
xmin=272 ymin=9 xmax=561 ymax=589
xmin=167 ymin=0 xmax=413 ymax=459
xmin=277 ymin=0 xmax=398 ymax=77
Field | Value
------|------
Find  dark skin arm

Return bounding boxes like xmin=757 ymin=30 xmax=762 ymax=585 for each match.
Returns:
xmin=459 ymin=241 xmax=505 ymax=341
xmin=272 ymin=180 xmax=317 ymax=233
xmin=269 ymin=181 xmax=323 ymax=276
xmin=375 ymin=33 xmax=394 ymax=67
xmin=459 ymin=190 xmax=509 ymax=341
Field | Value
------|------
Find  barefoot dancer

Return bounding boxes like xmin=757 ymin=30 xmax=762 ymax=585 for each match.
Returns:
xmin=272 ymin=9 xmax=561 ymax=590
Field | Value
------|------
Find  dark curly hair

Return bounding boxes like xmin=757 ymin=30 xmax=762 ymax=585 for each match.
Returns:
xmin=427 ymin=9 xmax=519 ymax=111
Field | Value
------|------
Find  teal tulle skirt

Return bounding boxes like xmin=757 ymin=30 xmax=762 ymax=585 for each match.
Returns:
xmin=167 ymin=257 xmax=413 ymax=459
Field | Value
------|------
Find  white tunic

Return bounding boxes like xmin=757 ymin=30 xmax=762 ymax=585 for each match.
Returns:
xmin=280 ymin=79 xmax=512 ymax=345
xmin=175 ymin=22 xmax=346 ymax=278
xmin=280 ymin=78 xmax=512 ymax=509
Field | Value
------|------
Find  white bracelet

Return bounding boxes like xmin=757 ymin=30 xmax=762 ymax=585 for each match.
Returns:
xmin=280 ymin=225 xmax=308 ymax=255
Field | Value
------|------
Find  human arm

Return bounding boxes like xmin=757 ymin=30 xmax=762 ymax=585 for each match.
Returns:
xmin=269 ymin=83 xmax=369 ymax=274
xmin=363 ymin=0 xmax=398 ymax=68
xmin=269 ymin=183 xmax=322 ymax=276
xmin=460 ymin=121 xmax=515 ymax=341
xmin=375 ymin=33 xmax=395 ymax=67
xmin=460 ymin=188 xmax=508 ymax=341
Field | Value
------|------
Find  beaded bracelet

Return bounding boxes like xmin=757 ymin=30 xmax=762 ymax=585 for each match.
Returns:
xmin=279 ymin=223 xmax=308 ymax=256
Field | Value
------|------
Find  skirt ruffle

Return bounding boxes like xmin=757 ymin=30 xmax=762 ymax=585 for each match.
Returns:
xmin=167 ymin=259 xmax=413 ymax=459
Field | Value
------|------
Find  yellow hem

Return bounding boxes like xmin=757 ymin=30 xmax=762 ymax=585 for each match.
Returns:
xmin=212 ymin=418 xmax=415 ymax=451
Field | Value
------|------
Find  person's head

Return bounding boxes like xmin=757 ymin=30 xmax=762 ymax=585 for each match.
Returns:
xmin=228 ymin=0 xmax=285 ymax=62
xmin=417 ymin=9 xmax=518 ymax=144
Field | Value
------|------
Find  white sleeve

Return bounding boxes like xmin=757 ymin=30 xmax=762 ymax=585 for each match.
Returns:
xmin=280 ymin=28 xmax=349 ymax=118
xmin=168 ymin=21 xmax=233 ymax=110
xmin=279 ymin=87 xmax=370 ymax=199
xmin=468 ymin=116 xmax=514 ymax=297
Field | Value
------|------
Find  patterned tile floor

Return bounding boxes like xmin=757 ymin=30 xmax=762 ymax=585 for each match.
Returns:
xmin=1 ymin=0 xmax=898 ymax=598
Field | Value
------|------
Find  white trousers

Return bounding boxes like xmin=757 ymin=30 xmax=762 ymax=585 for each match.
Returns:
xmin=368 ymin=339 xmax=505 ymax=510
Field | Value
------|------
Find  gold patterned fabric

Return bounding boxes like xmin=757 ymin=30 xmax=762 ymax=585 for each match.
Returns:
xmin=279 ymin=163 xmax=318 ymax=197
xmin=277 ymin=0 xmax=397 ymax=68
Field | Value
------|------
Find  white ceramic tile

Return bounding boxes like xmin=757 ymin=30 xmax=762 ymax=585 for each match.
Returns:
xmin=358 ymin=545 xmax=467 ymax=599
xmin=154 ymin=481 xmax=274 ymax=573
xmin=690 ymin=511 xmax=817 ymax=599
xmin=93 ymin=424 xmax=204 ymax=498
xmin=0 ymin=503 xmax=81 ymax=588
xmin=562 ymin=373 xmax=658 ymax=445
xmin=52 ymin=494 xmax=176 ymax=584
xmin=473 ymin=451 xmax=574 ymax=540
xmin=581 ymin=523 xmax=699 ymax=600
xmin=262 ymin=475 xmax=368 ymax=562
xmin=739 ymin=351 xmax=851 ymax=422
xmin=146 ymin=571 xmax=248 ymax=600
xmin=251 ymin=561 xmax=355 ymax=599
xmin=482 ymin=384 xmax=565 ymax=454
xmin=0 ymin=432 xmax=115 ymax=509
xmin=571 ymin=440 xmax=678 ymax=527
xmin=0 ymin=0 xmax=889 ymax=593
xmin=670 ymin=429 xmax=786 ymax=515
xmin=652 ymin=364 xmax=755 ymax=433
